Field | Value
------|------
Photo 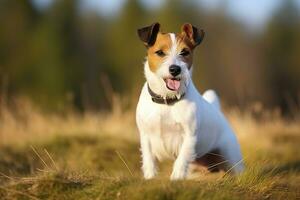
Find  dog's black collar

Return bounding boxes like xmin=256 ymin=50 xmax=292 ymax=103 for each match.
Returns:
xmin=147 ymin=84 xmax=184 ymax=105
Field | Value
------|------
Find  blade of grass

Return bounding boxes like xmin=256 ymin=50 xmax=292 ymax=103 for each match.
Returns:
xmin=115 ymin=150 xmax=134 ymax=177
xmin=30 ymin=146 xmax=51 ymax=170
xmin=207 ymin=160 xmax=229 ymax=171
xmin=0 ymin=186 xmax=40 ymax=200
xmin=222 ymin=158 xmax=244 ymax=178
xmin=0 ymin=171 xmax=14 ymax=180
xmin=44 ymin=148 xmax=59 ymax=171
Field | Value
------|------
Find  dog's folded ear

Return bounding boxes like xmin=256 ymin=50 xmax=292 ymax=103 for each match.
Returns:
xmin=181 ymin=23 xmax=205 ymax=47
xmin=137 ymin=22 xmax=160 ymax=47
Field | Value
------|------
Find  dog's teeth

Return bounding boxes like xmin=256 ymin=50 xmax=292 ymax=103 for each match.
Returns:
xmin=176 ymin=93 xmax=181 ymax=99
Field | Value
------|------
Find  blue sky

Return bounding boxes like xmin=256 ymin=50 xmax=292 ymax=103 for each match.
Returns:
xmin=33 ymin=0 xmax=300 ymax=29
xmin=200 ymin=0 xmax=283 ymax=28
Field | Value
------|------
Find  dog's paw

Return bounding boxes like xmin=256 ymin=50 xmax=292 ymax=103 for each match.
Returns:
xmin=143 ymin=167 xmax=157 ymax=180
xmin=170 ymin=170 xmax=187 ymax=180
xmin=170 ymin=165 xmax=187 ymax=180
xmin=170 ymin=158 xmax=189 ymax=180
xmin=143 ymin=171 xmax=156 ymax=180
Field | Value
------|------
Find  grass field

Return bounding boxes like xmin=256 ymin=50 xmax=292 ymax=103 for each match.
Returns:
xmin=0 ymin=101 xmax=299 ymax=199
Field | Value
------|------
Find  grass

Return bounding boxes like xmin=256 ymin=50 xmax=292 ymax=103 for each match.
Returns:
xmin=0 ymin=100 xmax=300 ymax=199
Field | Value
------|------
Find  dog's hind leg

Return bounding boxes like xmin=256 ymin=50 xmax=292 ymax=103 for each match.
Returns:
xmin=194 ymin=149 xmax=226 ymax=173
xmin=218 ymin=136 xmax=244 ymax=174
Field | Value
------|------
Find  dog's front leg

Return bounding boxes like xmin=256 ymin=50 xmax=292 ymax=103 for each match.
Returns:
xmin=140 ymin=133 xmax=157 ymax=179
xmin=171 ymin=131 xmax=197 ymax=180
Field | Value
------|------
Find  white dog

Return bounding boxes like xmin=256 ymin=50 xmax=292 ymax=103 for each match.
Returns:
xmin=136 ymin=23 xmax=244 ymax=180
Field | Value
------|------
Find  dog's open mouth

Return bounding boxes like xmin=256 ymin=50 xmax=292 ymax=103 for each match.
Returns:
xmin=164 ymin=78 xmax=181 ymax=91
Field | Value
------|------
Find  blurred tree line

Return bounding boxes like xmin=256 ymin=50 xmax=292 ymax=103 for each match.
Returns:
xmin=0 ymin=0 xmax=299 ymax=114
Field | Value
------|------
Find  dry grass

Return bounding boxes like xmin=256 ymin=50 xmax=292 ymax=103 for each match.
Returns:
xmin=0 ymin=98 xmax=136 ymax=145
xmin=0 ymin=99 xmax=300 ymax=199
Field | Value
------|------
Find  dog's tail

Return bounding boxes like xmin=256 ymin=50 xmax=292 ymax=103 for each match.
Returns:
xmin=202 ymin=90 xmax=221 ymax=110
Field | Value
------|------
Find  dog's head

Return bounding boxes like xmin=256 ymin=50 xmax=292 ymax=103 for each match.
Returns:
xmin=137 ymin=23 xmax=205 ymax=98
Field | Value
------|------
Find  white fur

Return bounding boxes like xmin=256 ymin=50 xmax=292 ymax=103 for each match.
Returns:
xmin=203 ymin=89 xmax=221 ymax=110
xmin=136 ymin=34 xmax=244 ymax=180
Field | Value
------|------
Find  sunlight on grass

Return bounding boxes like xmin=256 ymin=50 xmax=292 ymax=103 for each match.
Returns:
xmin=0 ymin=101 xmax=299 ymax=199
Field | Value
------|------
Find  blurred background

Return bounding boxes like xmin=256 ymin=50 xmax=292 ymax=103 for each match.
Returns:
xmin=0 ymin=2 xmax=300 ymax=198
xmin=0 ymin=0 xmax=300 ymax=116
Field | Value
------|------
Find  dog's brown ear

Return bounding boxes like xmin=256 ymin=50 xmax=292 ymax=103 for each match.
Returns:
xmin=181 ymin=23 xmax=205 ymax=47
xmin=137 ymin=22 xmax=160 ymax=47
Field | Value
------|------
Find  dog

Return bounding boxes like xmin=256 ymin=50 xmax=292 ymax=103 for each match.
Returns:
xmin=136 ymin=23 xmax=244 ymax=180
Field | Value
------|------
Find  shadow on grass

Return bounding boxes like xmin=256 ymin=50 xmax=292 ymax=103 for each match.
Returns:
xmin=262 ymin=160 xmax=300 ymax=176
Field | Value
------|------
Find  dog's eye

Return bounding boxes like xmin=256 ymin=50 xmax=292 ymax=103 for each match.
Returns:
xmin=155 ymin=50 xmax=165 ymax=57
xmin=180 ymin=49 xmax=190 ymax=57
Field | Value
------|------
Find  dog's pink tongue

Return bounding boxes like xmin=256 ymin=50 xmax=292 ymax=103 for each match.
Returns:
xmin=166 ymin=79 xmax=181 ymax=91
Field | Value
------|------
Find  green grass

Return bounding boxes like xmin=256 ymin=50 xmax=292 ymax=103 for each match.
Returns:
xmin=0 ymin=127 xmax=300 ymax=199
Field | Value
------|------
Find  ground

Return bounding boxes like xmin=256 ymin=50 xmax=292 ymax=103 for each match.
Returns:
xmin=0 ymin=104 xmax=299 ymax=200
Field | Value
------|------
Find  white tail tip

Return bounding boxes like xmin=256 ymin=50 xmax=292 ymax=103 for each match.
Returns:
xmin=203 ymin=89 xmax=220 ymax=109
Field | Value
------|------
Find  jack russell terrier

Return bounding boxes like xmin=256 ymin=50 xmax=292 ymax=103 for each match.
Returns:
xmin=136 ymin=23 xmax=244 ymax=180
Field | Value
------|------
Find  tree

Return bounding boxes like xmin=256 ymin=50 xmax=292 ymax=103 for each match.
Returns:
xmin=263 ymin=0 xmax=300 ymax=113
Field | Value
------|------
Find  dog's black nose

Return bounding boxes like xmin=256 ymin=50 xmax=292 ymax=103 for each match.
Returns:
xmin=169 ymin=65 xmax=181 ymax=77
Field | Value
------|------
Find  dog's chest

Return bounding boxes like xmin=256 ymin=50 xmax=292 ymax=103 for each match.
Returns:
xmin=143 ymin=104 xmax=183 ymax=132
xmin=160 ymin=108 xmax=183 ymax=132
xmin=142 ymin=104 xmax=185 ymax=160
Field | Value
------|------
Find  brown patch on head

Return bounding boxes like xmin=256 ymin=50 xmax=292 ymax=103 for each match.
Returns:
xmin=147 ymin=33 xmax=172 ymax=72
xmin=147 ymin=32 xmax=196 ymax=72
xmin=181 ymin=23 xmax=205 ymax=47
xmin=175 ymin=23 xmax=205 ymax=69
xmin=176 ymin=33 xmax=195 ymax=69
